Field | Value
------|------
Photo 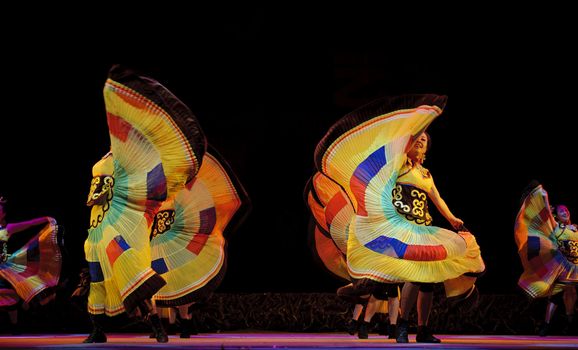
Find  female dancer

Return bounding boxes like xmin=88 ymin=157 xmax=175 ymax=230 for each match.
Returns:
xmin=515 ymin=183 xmax=577 ymax=336
xmin=312 ymin=94 xmax=485 ymax=343
xmin=0 ymin=197 xmax=62 ymax=334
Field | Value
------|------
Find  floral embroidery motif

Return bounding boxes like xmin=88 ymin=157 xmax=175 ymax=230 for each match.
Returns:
xmin=392 ymin=184 xmax=432 ymax=225
xmin=151 ymin=210 xmax=175 ymax=239
xmin=88 ymin=175 xmax=114 ymax=229
xmin=558 ymin=240 xmax=578 ymax=264
xmin=0 ymin=241 xmax=8 ymax=263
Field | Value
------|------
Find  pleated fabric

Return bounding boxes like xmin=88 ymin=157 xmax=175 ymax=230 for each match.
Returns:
xmin=0 ymin=220 xmax=62 ymax=309
xmin=312 ymin=94 xmax=484 ymax=296
xmin=151 ymin=149 xmax=249 ymax=306
xmin=515 ymin=184 xmax=578 ymax=298
xmin=305 ymin=172 xmax=354 ymax=282
xmin=85 ymin=66 xmax=251 ymax=316
xmin=85 ymin=65 xmax=205 ymax=316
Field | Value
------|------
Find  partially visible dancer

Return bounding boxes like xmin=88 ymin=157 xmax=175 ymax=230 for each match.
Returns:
xmin=81 ymin=65 xmax=207 ymax=343
xmin=306 ymin=173 xmax=400 ymax=340
xmin=515 ymin=183 xmax=578 ymax=336
xmin=309 ymin=95 xmax=485 ymax=343
xmin=336 ymin=282 xmax=399 ymax=339
xmin=151 ymin=147 xmax=250 ymax=338
xmin=0 ymin=196 xmax=63 ymax=335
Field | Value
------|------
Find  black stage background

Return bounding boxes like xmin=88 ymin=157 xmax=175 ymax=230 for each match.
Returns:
xmin=1 ymin=8 xmax=576 ymax=310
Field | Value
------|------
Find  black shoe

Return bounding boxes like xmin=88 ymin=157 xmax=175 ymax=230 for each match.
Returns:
xmin=539 ymin=322 xmax=550 ymax=337
xmin=189 ymin=315 xmax=199 ymax=336
xmin=83 ymin=329 xmax=107 ymax=343
xmin=396 ymin=318 xmax=408 ymax=343
xmin=180 ymin=331 xmax=190 ymax=338
xmin=83 ymin=315 xmax=107 ymax=343
xmin=151 ymin=324 xmax=176 ymax=338
xmin=561 ymin=314 xmax=576 ymax=335
xmin=346 ymin=319 xmax=358 ymax=335
xmin=153 ymin=329 xmax=169 ymax=343
xmin=357 ymin=321 xmax=369 ymax=339
xmin=416 ymin=325 xmax=441 ymax=343
xmin=180 ymin=318 xmax=196 ymax=338
xmin=149 ymin=314 xmax=169 ymax=343
xmin=388 ymin=323 xmax=397 ymax=339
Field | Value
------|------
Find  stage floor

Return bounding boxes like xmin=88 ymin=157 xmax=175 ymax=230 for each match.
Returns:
xmin=0 ymin=333 xmax=577 ymax=349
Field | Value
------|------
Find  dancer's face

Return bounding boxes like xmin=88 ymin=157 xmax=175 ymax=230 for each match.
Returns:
xmin=413 ymin=133 xmax=429 ymax=152
xmin=556 ymin=205 xmax=571 ymax=224
xmin=408 ymin=133 xmax=429 ymax=163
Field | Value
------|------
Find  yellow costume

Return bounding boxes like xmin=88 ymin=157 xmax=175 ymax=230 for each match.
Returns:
xmin=311 ymin=94 xmax=484 ymax=296
xmin=515 ymin=184 xmax=578 ymax=298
